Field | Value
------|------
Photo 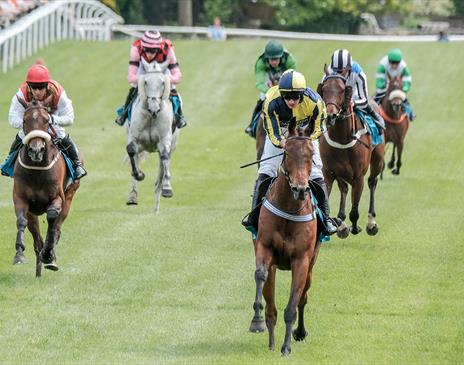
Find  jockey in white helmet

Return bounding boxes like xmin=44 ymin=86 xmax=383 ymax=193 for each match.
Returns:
xmin=116 ymin=30 xmax=187 ymax=129
xmin=323 ymin=49 xmax=384 ymax=129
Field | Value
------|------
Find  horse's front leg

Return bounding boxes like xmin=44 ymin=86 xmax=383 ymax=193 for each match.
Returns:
xmin=250 ymin=240 xmax=272 ymax=334
xmin=281 ymin=257 xmax=310 ymax=356
xmin=27 ymin=214 xmax=44 ymax=277
xmin=387 ymin=144 xmax=396 ymax=170
xmin=127 ymin=141 xmax=145 ymax=181
xmin=13 ymin=201 xmax=28 ymax=265
xmin=40 ymin=198 xmax=62 ymax=271
xmin=392 ymin=139 xmax=404 ymax=175
xmin=127 ymin=177 xmax=138 ymax=205
xmin=349 ymin=176 xmax=364 ymax=235
xmin=366 ymin=145 xmax=384 ymax=236
xmin=336 ymin=179 xmax=350 ymax=239
xmin=158 ymin=143 xmax=173 ymax=199
xmin=263 ymin=265 xmax=277 ymax=350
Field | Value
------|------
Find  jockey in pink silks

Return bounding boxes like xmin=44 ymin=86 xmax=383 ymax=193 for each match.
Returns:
xmin=115 ymin=30 xmax=187 ymax=128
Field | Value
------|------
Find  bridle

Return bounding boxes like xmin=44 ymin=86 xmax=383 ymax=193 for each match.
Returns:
xmin=279 ymin=136 xmax=312 ymax=194
xmin=322 ymin=74 xmax=353 ymax=123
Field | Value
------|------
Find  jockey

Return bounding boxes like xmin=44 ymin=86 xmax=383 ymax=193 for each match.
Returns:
xmin=326 ymin=49 xmax=385 ymax=130
xmin=5 ymin=63 xmax=87 ymax=179
xmin=374 ymin=48 xmax=416 ymax=121
xmin=242 ymin=70 xmax=337 ymax=236
xmin=115 ymin=30 xmax=187 ymax=129
xmin=244 ymin=40 xmax=297 ymax=136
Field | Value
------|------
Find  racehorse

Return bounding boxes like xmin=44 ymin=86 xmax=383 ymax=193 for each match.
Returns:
xmin=13 ymin=97 xmax=80 ymax=277
xmin=249 ymin=119 xmax=320 ymax=356
xmin=318 ymin=65 xmax=385 ymax=238
xmin=380 ymin=75 xmax=410 ymax=175
xmin=125 ymin=58 xmax=179 ymax=213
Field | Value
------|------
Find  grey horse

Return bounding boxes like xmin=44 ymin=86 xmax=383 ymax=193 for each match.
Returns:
xmin=125 ymin=58 xmax=179 ymax=213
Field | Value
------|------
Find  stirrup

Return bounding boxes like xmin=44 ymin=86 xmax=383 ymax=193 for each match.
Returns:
xmin=176 ymin=115 xmax=187 ymax=129
xmin=74 ymin=165 xmax=87 ymax=180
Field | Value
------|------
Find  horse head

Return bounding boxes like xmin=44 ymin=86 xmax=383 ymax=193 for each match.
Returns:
xmin=139 ymin=58 xmax=171 ymax=118
xmin=282 ymin=119 xmax=314 ymax=201
xmin=319 ymin=64 xmax=352 ymax=127
xmin=386 ymin=75 xmax=406 ymax=115
xmin=18 ymin=95 xmax=53 ymax=163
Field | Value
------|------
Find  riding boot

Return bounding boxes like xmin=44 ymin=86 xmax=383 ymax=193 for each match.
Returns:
xmin=241 ymin=173 xmax=272 ymax=230
xmin=170 ymin=90 xmax=187 ymax=128
xmin=115 ymin=87 xmax=137 ymax=126
xmin=364 ymin=103 xmax=385 ymax=129
xmin=374 ymin=91 xmax=385 ymax=105
xmin=310 ymin=178 xmax=337 ymax=236
xmin=403 ymin=98 xmax=416 ymax=121
xmin=8 ymin=134 xmax=23 ymax=155
xmin=59 ymin=135 xmax=87 ymax=179
xmin=245 ymin=98 xmax=264 ymax=137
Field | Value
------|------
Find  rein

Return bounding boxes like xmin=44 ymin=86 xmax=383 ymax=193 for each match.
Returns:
xmin=380 ymin=106 xmax=407 ymax=124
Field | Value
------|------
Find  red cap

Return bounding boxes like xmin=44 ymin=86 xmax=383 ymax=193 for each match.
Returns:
xmin=26 ymin=64 xmax=50 ymax=83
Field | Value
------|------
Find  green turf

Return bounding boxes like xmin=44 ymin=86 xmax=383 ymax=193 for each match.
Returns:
xmin=0 ymin=39 xmax=463 ymax=364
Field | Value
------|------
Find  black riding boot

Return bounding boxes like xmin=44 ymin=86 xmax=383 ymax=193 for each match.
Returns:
xmin=8 ymin=134 xmax=23 ymax=155
xmin=311 ymin=178 xmax=337 ymax=236
xmin=59 ymin=135 xmax=87 ymax=179
xmin=115 ymin=87 xmax=137 ymax=126
xmin=364 ymin=103 xmax=385 ymax=129
xmin=241 ymin=173 xmax=272 ymax=230
xmin=245 ymin=98 xmax=264 ymax=137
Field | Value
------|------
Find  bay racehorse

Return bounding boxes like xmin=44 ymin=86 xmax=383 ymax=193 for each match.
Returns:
xmin=125 ymin=58 xmax=179 ymax=213
xmin=250 ymin=119 xmax=320 ymax=356
xmin=13 ymin=97 xmax=80 ymax=277
xmin=318 ymin=65 xmax=385 ymax=238
xmin=379 ymin=75 xmax=410 ymax=175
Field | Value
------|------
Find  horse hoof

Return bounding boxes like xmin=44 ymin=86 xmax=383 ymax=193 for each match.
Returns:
xmin=281 ymin=346 xmax=291 ymax=356
xmin=13 ymin=254 xmax=27 ymax=265
xmin=133 ymin=172 xmax=145 ymax=181
xmin=249 ymin=318 xmax=266 ymax=333
xmin=387 ymin=161 xmax=394 ymax=169
xmin=351 ymin=225 xmax=362 ymax=235
xmin=43 ymin=262 xmax=59 ymax=271
xmin=392 ymin=169 xmax=400 ymax=175
xmin=126 ymin=197 xmax=138 ymax=205
xmin=162 ymin=189 xmax=173 ymax=198
xmin=292 ymin=329 xmax=308 ymax=342
xmin=366 ymin=224 xmax=379 ymax=236
xmin=337 ymin=222 xmax=350 ymax=239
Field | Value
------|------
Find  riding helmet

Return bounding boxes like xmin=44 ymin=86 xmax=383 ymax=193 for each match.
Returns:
xmin=26 ymin=64 xmax=50 ymax=83
xmin=388 ymin=48 xmax=403 ymax=63
xmin=278 ymin=69 xmax=306 ymax=98
xmin=141 ymin=30 xmax=163 ymax=48
xmin=264 ymin=40 xmax=284 ymax=59
xmin=330 ymin=49 xmax=352 ymax=73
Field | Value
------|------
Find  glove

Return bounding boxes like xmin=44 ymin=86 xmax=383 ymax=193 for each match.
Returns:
xmin=48 ymin=114 xmax=56 ymax=125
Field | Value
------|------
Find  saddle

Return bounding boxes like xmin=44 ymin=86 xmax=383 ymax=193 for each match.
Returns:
xmin=354 ymin=109 xmax=384 ymax=147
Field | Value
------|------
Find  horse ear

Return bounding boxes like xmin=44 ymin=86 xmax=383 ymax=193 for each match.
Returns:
xmin=304 ymin=119 xmax=315 ymax=137
xmin=324 ymin=63 xmax=330 ymax=76
xmin=162 ymin=74 xmax=170 ymax=100
xmin=342 ymin=65 xmax=351 ymax=78
xmin=288 ymin=117 xmax=297 ymax=136
xmin=317 ymin=83 xmax=323 ymax=97
xmin=43 ymin=94 xmax=53 ymax=108
xmin=16 ymin=95 xmax=28 ymax=109
xmin=344 ymin=86 xmax=353 ymax=109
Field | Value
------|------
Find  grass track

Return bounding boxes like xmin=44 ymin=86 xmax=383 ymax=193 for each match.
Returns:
xmin=0 ymin=39 xmax=463 ymax=364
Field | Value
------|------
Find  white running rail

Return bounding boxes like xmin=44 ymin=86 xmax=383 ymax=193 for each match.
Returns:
xmin=0 ymin=0 xmax=123 ymax=73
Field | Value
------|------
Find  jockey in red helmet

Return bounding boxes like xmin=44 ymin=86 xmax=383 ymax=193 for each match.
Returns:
xmin=2 ymin=62 xmax=87 ymax=179
xmin=115 ymin=30 xmax=187 ymax=129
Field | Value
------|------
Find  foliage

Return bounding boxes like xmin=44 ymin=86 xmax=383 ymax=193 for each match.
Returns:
xmin=202 ymin=0 xmax=233 ymax=23
xmin=452 ymin=0 xmax=464 ymax=15
xmin=99 ymin=0 xmax=118 ymax=12
xmin=114 ymin=0 xmax=146 ymax=24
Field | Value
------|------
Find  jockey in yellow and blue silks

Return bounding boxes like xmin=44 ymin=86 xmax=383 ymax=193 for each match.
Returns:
xmin=242 ymin=70 xmax=337 ymax=236
xmin=244 ymin=40 xmax=297 ymax=137
xmin=374 ymin=48 xmax=416 ymax=121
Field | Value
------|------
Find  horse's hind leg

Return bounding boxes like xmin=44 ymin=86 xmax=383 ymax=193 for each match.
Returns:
xmin=27 ymin=214 xmax=43 ymax=277
xmin=256 ymin=116 xmax=265 ymax=161
xmin=159 ymin=147 xmax=173 ymax=198
xmin=154 ymin=165 xmax=163 ymax=213
xmin=40 ymin=199 xmax=62 ymax=271
xmin=127 ymin=178 xmax=138 ymax=205
xmin=349 ymin=177 xmax=364 ymax=235
xmin=13 ymin=207 xmax=28 ymax=265
xmin=367 ymin=145 xmax=384 ymax=236
xmin=336 ymin=179 xmax=350 ymax=239
xmin=263 ymin=266 xmax=277 ymax=350
xmin=281 ymin=258 xmax=310 ymax=356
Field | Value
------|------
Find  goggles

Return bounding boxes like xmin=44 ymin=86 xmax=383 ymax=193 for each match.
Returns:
xmin=28 ymin=82 xmax=48 ymax=90
xmin=143 ymin=47 xmax=159 ymax=54
xmin=282 ymin=92 xmax=302 ymax=101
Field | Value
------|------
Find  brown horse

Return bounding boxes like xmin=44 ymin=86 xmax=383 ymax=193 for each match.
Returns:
xmin=318 ymin=66 xmax=385 ymax=238
xmin=249 ymin=119 xmax=320 ymax=356
xmin=12 ymin=97 xmax=80 ymax=277
xmin=379 ymin=75 xmax=409 ymax=175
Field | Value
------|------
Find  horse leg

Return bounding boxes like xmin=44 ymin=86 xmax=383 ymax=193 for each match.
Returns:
xmin=26 ymin=214 xmax=44 ymax=278
xmin=387 ymin=145 xmax=396 ymax=170
xmin=256 ymin=116 xmax=265 ymax=161
xmin=367 ymin=145 xmax=384 ymax=236
xmin=250 ymin=242 xmax=272 ymax=334
xmin=263 ymin=266 xmax=277 ymax=350
xmin=349 ymin=177 xmax=364 ymax=235
xmin=293 ymin=242 xmax=321 ymax=342
xmin=154 ymin=164 xmax=163 ymax=213
xmin=127 ymin=178 xmax=138 ymax=205
xmin=127 ymin=141 xmax=145 ymax=181
xmin=392 ymin=139 xmax=404 ymax=175
xmin=336 ymin=179 xmax=350 ymax=239
xmin=13 ymin=204 xmax=28 ymax=265
xmin=40 ymin=199 xmax=62 ymax=271
xmin=159 ymin=146 xmax=173 ymax=198
xmin=281 ymin=257 xmax=310 ymax=356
